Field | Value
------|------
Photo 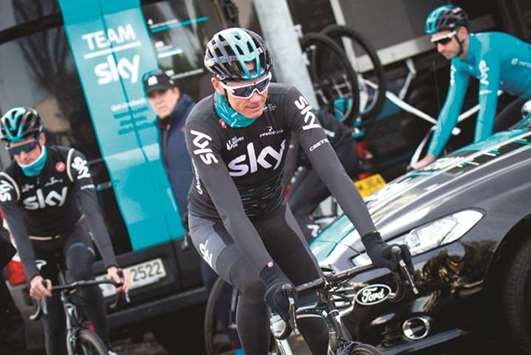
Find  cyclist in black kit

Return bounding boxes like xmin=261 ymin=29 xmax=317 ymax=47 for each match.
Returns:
xmin=0 ymin=107 xmax=129 ymax=355
xmin=185 ymin=28 xmax=413 ymax=355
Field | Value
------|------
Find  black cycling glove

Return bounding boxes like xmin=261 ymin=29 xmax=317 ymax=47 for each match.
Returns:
xmin=260 ymin=262 xmax=297 ymax=323
xmin=362 ymin=231 xmax=414 ymax=274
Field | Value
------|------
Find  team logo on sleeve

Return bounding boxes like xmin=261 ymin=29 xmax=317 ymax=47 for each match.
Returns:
xmin=293 ymin=96 xmax=321 ymax=130
xmin=450 ymin=65 xmax=456 ymax=86
xmin=0 ymin=180 xmax=14 ymax=202
xmin=191 ymin=130 xmax=219 ymax=165
xmin=71 ymin=157 xmax=91 ymax=179
xmin=478 ymin=60 xmax=490 ymax=86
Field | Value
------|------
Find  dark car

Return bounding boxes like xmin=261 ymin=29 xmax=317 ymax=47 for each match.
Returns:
xmin=311 ymin=127 xmax=531 ymax=353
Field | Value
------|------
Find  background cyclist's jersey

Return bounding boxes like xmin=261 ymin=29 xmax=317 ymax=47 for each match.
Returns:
xmin=428 ymin=32 xmax=531 ymax=157
xmin=185 ymin=83 xmax=376 ymax=270
xmin=0 ymin=146 xmax=116 ymax=279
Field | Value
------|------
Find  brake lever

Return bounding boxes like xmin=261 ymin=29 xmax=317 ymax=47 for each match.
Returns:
xmin=288 ymin=296 xmax=298 ymax=335
xmin=109 ymin=269 xmax=131 ymax=309
xmin=391 ymin=246 xmax=419 ymax=295
xmin=399 ymin=259 xmax=419 ymax=295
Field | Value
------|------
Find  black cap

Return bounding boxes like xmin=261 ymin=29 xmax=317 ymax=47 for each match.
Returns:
xmin=143 ymin=70 xmax=175 ymax=95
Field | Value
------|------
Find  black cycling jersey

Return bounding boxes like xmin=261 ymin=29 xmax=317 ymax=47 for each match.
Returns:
xmin=185 ymin=83 xmax=376 ymax=271
xmin=0 ymin=145 xmax=116 ymax=279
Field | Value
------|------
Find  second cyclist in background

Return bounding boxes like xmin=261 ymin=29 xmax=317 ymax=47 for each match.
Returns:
xmin=412 ymin=5 xmax=531 ymax=169
xmin=0 ymin=107 xmax=129 ymax=355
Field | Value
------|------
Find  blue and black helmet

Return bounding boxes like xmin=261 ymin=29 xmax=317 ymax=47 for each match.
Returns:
xmin=0 ymin=107 xmax=43 ymax=143
xmin=204 ymin=28 xmax=272 ymax=81
xmin=425 ymin=5 xmax=468 ymax=35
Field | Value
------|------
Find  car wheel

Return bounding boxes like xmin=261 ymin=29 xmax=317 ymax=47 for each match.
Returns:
xmin=503 ymin=237 xmax=531 ymax=353
xmin=152 ymin=304 xmax=206 ymax=355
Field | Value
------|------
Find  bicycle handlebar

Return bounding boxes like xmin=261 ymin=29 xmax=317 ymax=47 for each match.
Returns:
xmin=295 ymin=246 xmax=418 ymax=296
xmin=29 ymin=278 xmax=129 ymax=321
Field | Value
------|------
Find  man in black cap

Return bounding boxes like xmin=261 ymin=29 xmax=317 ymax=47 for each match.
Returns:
xmin=143 ymin=70 xmax=195 ymax=226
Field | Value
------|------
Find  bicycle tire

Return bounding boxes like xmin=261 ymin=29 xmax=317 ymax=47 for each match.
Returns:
xmin=341 ymin=343 xmax=383 ymax=355
xmin=74 ymin=329 xmax=107 ymax=355
xmin=321 ymin=24 xmax=387 ymax=128
xmin=204 ymin=276 xmax=231 ymax=355
xmin=349 ymin=343 xmax=382 ymax=355
xmin=300 ymin=32 xmax=360 ymax=125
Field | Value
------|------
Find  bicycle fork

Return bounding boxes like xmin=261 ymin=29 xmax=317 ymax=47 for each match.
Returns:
xmin=63 ymin=296 xmax=78 ymax=355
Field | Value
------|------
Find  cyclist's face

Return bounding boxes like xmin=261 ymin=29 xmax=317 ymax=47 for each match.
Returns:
xmin=212 ymin=64 xmax=269 ymax=119
xmin=431 ymin=30 xmax=459 ymax=60
xmin=148 ymin=87 xmax=180 ymax=119
xmin=9 ymin=134 xmax=44 ymax=165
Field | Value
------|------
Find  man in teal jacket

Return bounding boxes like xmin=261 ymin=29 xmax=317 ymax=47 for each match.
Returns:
xmin=412 ymin=5 xmax=531 ymax=169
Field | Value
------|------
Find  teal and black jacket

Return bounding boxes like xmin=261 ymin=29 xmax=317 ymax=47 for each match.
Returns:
xmin=428 ymin=32 xmax=531 ymax=157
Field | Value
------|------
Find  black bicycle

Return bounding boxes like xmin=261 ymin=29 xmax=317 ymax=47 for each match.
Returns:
xmin=205 ymin=246 xmax=418 ymax=355
xmin=30 ymin=261 xmax=127 ymax=355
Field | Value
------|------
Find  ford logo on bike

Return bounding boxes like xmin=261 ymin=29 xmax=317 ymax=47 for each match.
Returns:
xmin=355 ymin=284 xmax=391 ymax=306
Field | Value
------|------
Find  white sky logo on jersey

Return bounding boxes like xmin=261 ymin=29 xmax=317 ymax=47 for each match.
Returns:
xmin=191 ymin=130 xmax=219 ymax=165
xmin=228 ymin=140 xmax=286 ymax=177
xmin=293 ymin=96 xmax=321 ymax=130
xmin=479 ymin=60 xmax=490 ymax=86
xmin=0 ymin=180 xmax=13 ymax=202
xmin=23 ymin=187 xmax=68 ymax=210
xmin=72 ymin=157 xmax=91 ymax=179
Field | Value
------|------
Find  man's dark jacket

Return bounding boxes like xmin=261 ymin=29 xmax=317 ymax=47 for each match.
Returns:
xmin=157 ymin=94 xmax=195 ymax=224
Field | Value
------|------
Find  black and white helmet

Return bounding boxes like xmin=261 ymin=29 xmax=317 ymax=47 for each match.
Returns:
xmin=204 ymin=28 xmax=272 ymax=81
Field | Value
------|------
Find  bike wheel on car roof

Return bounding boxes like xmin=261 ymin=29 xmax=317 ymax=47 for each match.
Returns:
xmin=300 ymin=32 xmax=360 ymax=125
xmin=74 ymin=329 xmax=107 ymax=355
xmin=321 ymin=24 xmax=387 ymax=130
xmin=503 ymin=236 xmax=531 ymax=353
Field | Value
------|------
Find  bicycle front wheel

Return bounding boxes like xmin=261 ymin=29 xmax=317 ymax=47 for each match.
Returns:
xmin=74 ymin=329 xmax=107 ymax=355
xmin=204 ymin=277 xmax=237 ymax=355
xmin=348 ymin=343 xmax=382 ymax=355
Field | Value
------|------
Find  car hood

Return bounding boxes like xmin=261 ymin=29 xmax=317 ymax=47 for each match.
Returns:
xmin=311 ymin=129 xmax=531 ymax=260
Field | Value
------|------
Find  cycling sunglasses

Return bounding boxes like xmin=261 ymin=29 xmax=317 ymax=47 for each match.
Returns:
xmin=431 ymin=31 xmax=457 ymax=46
xmin=220 ymin=72 xmax=272 ymax=99
xmin=7 ymin=140 xmax=39 ymax=155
